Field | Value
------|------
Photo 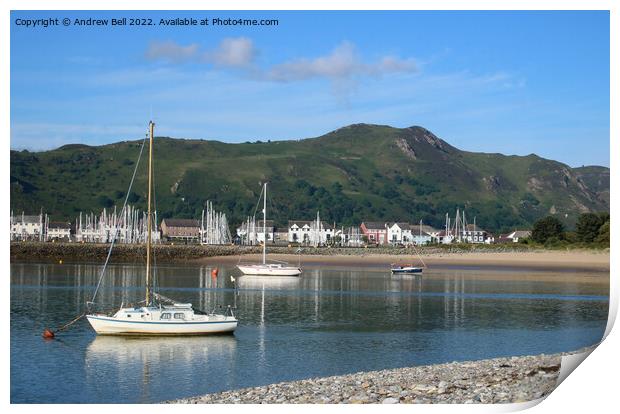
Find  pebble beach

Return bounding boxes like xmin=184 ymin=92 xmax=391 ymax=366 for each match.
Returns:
xmin=170 ymin=348 xmax=592 ymax=404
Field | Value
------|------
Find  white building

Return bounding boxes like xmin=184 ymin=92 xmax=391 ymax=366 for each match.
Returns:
xmin=10 ymin=213 xmax=44 ymax=241
xmin=237 ymin=219 xmax=275 ymax=244
xmin=387 ymin=222 xmax=411 ymax=244
xmin=462 ymin=224 xmax=494 ymax=244
xmin=388 ymin=222 xmax=435 ymax=245
xmin=47 ymin=221 xmax=71 ymax=241
xmin=288 ymin=220 xmax=334 ymax=246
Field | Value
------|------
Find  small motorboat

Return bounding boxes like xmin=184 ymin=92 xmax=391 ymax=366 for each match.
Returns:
xmin=390 ymin=264 xmax=423 ymax=274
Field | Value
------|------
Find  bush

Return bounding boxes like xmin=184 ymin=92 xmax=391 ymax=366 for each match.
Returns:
xmin=576 ymin=213 xmax=604 ymax=243
xmin=596 ymin=220 xmax=610 ymax=246
xmin=531 ymin=216 xmax=564 ymax=244
xmin=97 ymin=195 xmax=114 ymax=208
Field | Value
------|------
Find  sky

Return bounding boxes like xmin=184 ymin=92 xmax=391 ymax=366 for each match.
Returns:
xmin=10 ymin=10 xmax=610 ymax=167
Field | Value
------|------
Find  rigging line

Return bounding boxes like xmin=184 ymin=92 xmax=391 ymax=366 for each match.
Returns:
xmin=267 ymin=190 xmax=281 ymax=223
xmin=250 ymin=183 xmax=264 ymax=219
xmin=90 ymin=132 xmax=148 ymax=306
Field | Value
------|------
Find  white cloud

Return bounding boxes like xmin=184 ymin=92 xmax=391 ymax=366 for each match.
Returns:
xmin=146 ymin=37 xmax=257 ymax=68
xmin=266 ymin=42 xmax=418 ymax=82
xmin=205 ymin=37 xmax=256 ymax=68
xmin=145 ymin=40 xmax=199 ymax=63
xmin=144 ymin=39 xmax=418 ymax=83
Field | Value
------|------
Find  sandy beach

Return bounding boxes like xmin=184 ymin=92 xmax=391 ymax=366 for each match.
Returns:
xmin=200 ymin=250 xmax=610 ymax=273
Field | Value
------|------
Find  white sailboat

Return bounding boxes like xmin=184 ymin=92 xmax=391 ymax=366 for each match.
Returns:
xmin=86 ymin=121 xmax=237 ymax=335
xmin=237 ymin=183 xmax=302 ymax=276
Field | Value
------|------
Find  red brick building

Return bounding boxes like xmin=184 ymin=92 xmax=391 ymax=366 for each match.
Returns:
xmin=360 ymin=222 xmax=388 ymax=245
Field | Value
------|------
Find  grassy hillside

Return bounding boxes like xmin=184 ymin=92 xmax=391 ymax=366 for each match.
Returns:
xmin=10 ymin=124 xmax=609 ymax=232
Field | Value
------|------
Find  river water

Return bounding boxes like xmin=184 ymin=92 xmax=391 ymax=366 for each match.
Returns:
xmin=10 ymin=261 xmax=608 ymax=403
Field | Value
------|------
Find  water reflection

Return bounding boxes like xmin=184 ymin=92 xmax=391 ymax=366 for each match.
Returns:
xmin=236 ymin=275 xmax=301 ymax=290
xmin=11 ymin=261 xmax=609 ymax=403
xmin=85 ymin=335 xmax=238 ymax=403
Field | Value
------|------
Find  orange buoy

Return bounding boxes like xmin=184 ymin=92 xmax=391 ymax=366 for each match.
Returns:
xmin=42 ymin=328 xmax=55 ymax=339
xmin=211 ymin=268 xmax=219 ymax=278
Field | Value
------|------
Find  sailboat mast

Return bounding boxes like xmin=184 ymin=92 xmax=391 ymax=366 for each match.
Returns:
xmin=145 ymin=121 xmax=154 ymax=305
xmin=263 ymin=182 xmax=267 ymax=265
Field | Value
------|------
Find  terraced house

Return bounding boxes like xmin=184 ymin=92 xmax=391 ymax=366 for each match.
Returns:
xmin=161 ymin=218 xmax=199 ymax=242
xmin=360 ymin=222 xmax=388 ymax=245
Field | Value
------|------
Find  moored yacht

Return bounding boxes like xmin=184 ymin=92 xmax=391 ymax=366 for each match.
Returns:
xmin=86 ymin=121 xmax=237 ymax=335
xmin=237 ymin=182 xmax=302 ymax=277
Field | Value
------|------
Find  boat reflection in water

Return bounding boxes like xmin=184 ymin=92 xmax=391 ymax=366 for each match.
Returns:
xmin=85 ymin=335 xmax=238 ymax=402
xmin=236 ymin=275 xmax=301 ymax=290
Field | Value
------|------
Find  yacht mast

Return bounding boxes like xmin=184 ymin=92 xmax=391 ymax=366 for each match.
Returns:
xmin=263 ymin=182 xmax=267 ymax=265
xmin=145 ymin=121 xmax=154 ymax=305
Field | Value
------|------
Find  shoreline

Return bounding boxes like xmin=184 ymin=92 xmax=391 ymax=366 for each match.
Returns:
xmin=169 ymin=347 xmax=594 ymax=404
xmin=200 ymin=251 xmax=610 ymax=272
xmin=10 ymin=242 xmax=609 ymax=272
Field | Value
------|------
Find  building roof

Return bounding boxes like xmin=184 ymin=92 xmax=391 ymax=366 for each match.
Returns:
xmin=288 ymin=220 xmax=312 ymax=228
xmin=417 ymin=224 xmax=439 ymax=234
xmin=288 ymin=220 xmax=333 ymax=230
xmin=388 ymin=222 xmax=411 ymax=230
xmin=17 ymin=215 xmax=42 ymax=224
xmin=257 ymin=220 xmax=274 ymax=227
xmin=48 ymin=221 xmax=71 ymax=229
xmin=512 ymin=230 xmax=532 ymax=238
xmin=362 ymin=222 xmax=387 ymax=230
xmin=464 ymin=224 xmax=486 ymax=232
xmin=162 ymin=218 xmax=200 ymax=228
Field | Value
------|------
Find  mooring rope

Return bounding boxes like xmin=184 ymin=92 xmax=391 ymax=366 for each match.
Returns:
xmin=89 ymin=132 xmax=148 ymax=307
xmin=54 ymin=312 xmax=87 ymax=333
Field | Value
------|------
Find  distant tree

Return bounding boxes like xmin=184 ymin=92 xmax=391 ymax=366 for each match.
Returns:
xmin=576 ymin=213 xmax=604 ymax=243
xmin=97 ymin=195 xmax=114 ymax=208
xmin=596 ymin=220 xmax=610 ymax=245
xmin=127 ymin=192 xmax=140 ymax=203
xmin=531 ymin=216 xmax=564 ymax=244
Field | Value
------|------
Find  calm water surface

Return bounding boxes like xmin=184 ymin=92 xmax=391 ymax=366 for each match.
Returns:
xmin=10 ymin=261 xmax=608 ymax=403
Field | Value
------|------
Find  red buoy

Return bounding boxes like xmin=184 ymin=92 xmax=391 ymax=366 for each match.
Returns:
xmin=42 ymin=328 xmax=55 ymax=339
xmin=211 ymin=268 xmax=219 ymax=278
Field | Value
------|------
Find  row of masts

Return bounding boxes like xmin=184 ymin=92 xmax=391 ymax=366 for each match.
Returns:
xmin=76 ymin=206 xmax=159 ymax=244
xmin=11 ymin=203 xmax=230 ymax=245
xmin=443 ymin=207 xmax=477 ymax=243
xmin=200 ymin=200 xmax=232 ymax=245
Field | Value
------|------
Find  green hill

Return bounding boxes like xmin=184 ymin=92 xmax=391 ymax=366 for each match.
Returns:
xmin=10 ymin=123 xmax=609 ymax=232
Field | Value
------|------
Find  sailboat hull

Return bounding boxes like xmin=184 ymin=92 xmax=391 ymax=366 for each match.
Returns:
xmin=86 ymin=315 xmax=238 ymax=335
xmin=237 ymin=264 xmax=302 ymax=276
xmin=391 ymin=267 xmax=423 ymax=274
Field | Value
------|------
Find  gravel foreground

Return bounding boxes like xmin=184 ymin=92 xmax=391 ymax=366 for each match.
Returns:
xmin=168 ymin=349 xmax=591 ymax=404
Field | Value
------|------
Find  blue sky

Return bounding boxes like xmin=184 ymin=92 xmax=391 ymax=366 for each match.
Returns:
xmin=10 ymin=10 xmax=609 ymax=167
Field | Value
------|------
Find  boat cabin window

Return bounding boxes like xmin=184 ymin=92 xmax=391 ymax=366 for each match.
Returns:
xmin=173 ymin=313 xmax=185 ymax=320
xmin=160 ymin=313 xmax=172 ymax=320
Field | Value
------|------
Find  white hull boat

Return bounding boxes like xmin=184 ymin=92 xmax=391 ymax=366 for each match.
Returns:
xmin=87 ymin=305 xmax=237 ymax=335
xmin=237 ymin=263 xmax=302 ymax=276
xmin=86 ymin=121 xmax=238 ymax=336
xmin=237 ymin=182 xmax=302 ymax=277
